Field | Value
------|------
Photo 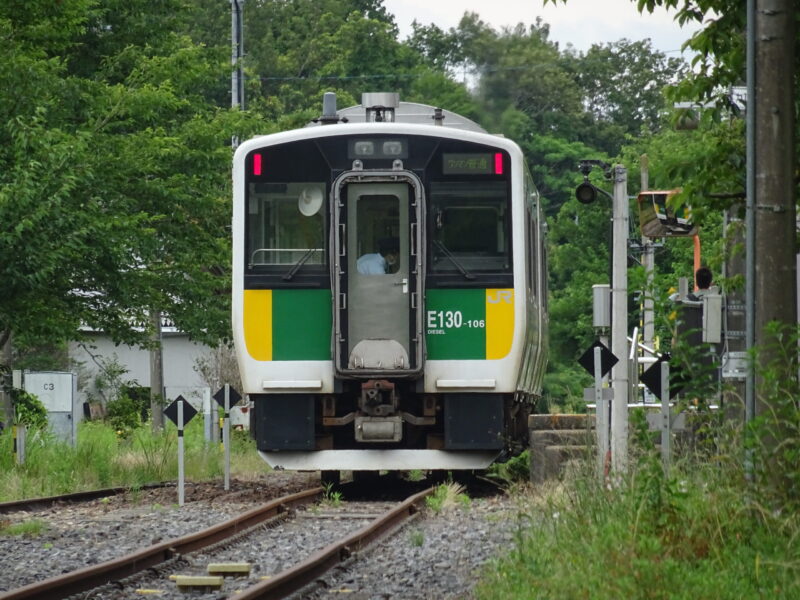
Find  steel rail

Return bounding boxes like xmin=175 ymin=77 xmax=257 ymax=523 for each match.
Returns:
xmin=231 ymin=486 xmax=433 ymax=600
xmin=0 ymin=482 xmax=174 ymax=513
xmin=0 ymin=486 xmax=323 ymax=600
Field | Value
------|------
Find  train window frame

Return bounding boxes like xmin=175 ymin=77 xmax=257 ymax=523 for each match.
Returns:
xmin=426 ymin=180 xmax=513 ymax=284
xmin=524 ymin=168 xmax=538 ymax=298
xmin=244 ymin=181 xmax=329 ymax=285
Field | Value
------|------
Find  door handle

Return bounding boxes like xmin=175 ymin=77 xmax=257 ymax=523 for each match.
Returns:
xmin=393 ymin=278 xmax=408 ymax=294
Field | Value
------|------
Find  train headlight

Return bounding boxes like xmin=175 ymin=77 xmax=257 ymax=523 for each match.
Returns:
xmin=353 ymin=141 xmax=375 ymax=156
xmin=382 ymin=141 xmax=404 ymax=156
xmin=349 ymin=139 xmax=407 ymax=159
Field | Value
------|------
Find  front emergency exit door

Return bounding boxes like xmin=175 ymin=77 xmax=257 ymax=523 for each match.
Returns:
xmin=333 ymin=176 xmax=423 ymax=376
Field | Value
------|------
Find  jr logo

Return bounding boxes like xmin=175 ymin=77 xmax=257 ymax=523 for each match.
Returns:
xmin=487 ymin=290 xmax=513 ymax=304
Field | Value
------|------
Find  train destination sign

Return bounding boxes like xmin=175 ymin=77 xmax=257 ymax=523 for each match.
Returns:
xmin=442 ymin=153 xmax=502 ymax=175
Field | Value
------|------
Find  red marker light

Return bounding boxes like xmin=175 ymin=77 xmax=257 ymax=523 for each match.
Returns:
xmin=253 ymin=153 xmax=262 ymax=176
xmin=494 ymin=152 xmax=503 ymax=175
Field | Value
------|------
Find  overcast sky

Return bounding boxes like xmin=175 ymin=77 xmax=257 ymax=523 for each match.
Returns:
xmin=383 ymin=0 xmax=701 ymax=57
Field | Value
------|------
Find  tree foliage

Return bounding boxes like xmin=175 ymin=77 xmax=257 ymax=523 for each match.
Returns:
xmin=0 ymin=0 xmax=263 ymax=355
xmin=2 ymin=0 xmax=723 ymax=412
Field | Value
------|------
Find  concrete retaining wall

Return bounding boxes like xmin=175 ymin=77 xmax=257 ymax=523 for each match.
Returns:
xmin=529 ymin=414 xmax=595 ymax=483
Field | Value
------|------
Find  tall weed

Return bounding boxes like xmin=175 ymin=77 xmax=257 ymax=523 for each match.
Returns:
xmin=477 ymin=370 xmax=800 ymax=600
xmin=748 ymin=322 xmax=800 ymax=513
xmin=0 ymin=418 xmax=263 ymax=501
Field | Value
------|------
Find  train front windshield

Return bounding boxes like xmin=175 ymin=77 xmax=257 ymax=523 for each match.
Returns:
xmin=247 ymin=182 xmax=326 ymax=269
xmin=242 ymin=135 xmax=511 ymax=287
xmin=429 ymin=181 xmax=510 ymax=275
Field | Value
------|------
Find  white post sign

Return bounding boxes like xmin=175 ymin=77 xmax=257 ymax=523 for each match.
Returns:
xmin=213 ymin=385 xmax=242 ymax=491
xmin=164 ymin=396 xmax=197 ymax=507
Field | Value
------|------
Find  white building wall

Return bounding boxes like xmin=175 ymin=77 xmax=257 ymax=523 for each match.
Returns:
xmin=69 ymin=331 xmax=214 ymax=403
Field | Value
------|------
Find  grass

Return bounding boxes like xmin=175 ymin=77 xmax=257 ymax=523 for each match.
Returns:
xmin=0 ymin=419 xmax=268 ymax=502
xmin=321 ymin=482 xmax=343 ymax=507
xmin=409 ymin=529 xmax=425 ymax=547
xmin=475 ymin=448 xmax=800 ymax=599
xmin=426 ymin=482 xmax=471 ymax=513
xmin=0 ymin=518 xmax=48 ymax=537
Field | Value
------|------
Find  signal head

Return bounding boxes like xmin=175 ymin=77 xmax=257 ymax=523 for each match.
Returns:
xmin=575 ymin=180 xmax=598 ymax=204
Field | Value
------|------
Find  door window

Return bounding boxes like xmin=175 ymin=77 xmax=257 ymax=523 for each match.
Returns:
xmin=351 ymin=195 xmax=401 ymax=276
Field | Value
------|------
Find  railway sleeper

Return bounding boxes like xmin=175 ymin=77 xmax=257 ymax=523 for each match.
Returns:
xmin=207 ymin=562 xmax=252 ymax=577
xmin=172 ymin=575 xmax=224 ymax=592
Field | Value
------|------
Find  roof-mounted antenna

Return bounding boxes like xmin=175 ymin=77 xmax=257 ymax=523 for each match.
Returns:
xmin=433 ymin=107 xmax=445 ymax=126
xmin=362 ymin=92 xmax=399 ymax=123
xmin=318 ymin=92 xmax=341 ymax=125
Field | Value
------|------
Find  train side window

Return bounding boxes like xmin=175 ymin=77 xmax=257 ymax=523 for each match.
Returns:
xmin=429 ymin=181 xmax=510 ymax=274
xmin=247 ymin=182 xmax=326 ymax=268
xmin=524 ymin=169 xmax=540 ymax=296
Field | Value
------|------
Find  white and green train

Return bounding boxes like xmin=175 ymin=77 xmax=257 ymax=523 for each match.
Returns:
xmin=232 ymin=93 xmax=548 ymax=477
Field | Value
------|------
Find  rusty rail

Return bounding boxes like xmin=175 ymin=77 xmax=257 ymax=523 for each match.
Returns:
xmin=231 ymin=486 xmax=433 ymax=600
xmin=0 ymin=487 xmax=323 ymax=600
xmin=0 ymin=482 xmax=172 ymax=513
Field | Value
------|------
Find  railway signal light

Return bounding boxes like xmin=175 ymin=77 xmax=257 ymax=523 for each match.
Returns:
xmin=575 ymin=159 xmax=612 ymax=204
xmin=575 ymin=180 xmax=598 ymax=204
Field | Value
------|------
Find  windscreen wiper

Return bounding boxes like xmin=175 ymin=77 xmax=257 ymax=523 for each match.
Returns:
xmin=433 ymin=240 xmax=475 ymax=280
xmin=282 ymin=248 xmax=319 ymax=281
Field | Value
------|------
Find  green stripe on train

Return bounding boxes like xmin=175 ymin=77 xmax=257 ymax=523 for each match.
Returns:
xmin=272 ymin=289 xmax=332 ymax=360
xmin=425 ymin=288 xmax=486 ymax=359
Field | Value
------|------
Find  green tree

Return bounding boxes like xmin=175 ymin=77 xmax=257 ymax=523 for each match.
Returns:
xmin=564 ymin=39 xmax=688 ymax=154
xmin=0 ymin=0 xmax=262 ymax=360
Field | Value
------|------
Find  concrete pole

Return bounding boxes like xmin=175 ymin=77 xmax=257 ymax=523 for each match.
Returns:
xmin=231 ymin=0 xmax=245 ymax=149
xmin=611 ymin=165 xmax=629 ymax=472
xmin=640 ymin=156 xmax=655 ymax=348
xmin=150 ymin=311 xmax=164 ymax=432
xmin=753 ymin=0 xmax=796 ymax=397
xmin=1 ymin=333 xmax=13 ymax=426
xmin=744 ymin=0 xmax=756 ymax=464
xmin=231 ymin=0 xmax=244 ymax=110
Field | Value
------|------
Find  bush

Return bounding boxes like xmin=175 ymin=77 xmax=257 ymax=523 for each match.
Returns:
xmin=13 ymin=390 xmax=48 ymax=430
xmin=477 ymin=449 xmax=800 ymax=599
xmin=105 ymin=394 xmax=142 ymax=437
xmin=488 ymin=450 xmax=531 ymax=484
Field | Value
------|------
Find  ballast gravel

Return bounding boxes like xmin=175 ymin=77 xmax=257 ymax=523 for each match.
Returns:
xmin=0 ymin=475 xmax=524 ymax=600
xmin=297 ymin=494 xmax=519 ymax=600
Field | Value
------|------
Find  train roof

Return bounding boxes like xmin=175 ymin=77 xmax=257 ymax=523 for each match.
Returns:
xmin=305 ymin=92 xmax=487 ymax=134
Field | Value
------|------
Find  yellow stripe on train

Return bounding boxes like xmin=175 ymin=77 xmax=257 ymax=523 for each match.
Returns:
xmin=486 ymin=288 xmax=514 ymax=360
xmin=243 ymin=289 xmax=272 ymax=361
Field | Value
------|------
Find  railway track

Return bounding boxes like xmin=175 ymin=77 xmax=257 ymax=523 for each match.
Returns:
xmin=0 ymin=483 xmax=434 ymax=600
xmin=0 ymin=483 xmax=178 ymax=514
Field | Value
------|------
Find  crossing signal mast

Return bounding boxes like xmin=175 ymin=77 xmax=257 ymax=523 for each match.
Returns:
xmin=575 ymin=159 xmax=630 ymax=472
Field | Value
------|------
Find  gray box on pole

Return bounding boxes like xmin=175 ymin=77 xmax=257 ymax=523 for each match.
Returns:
xmin=592 ymin=284 xmax=611 ymax=329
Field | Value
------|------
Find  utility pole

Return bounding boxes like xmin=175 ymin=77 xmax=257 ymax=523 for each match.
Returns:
xmin=640 ymin=155 xmax=655 ymax=350
xmin=1 ymin=333 xmax=13 ymax=425
xmin=231 ymin=0 xmax=245 ymax=150
xmin=611 ymin=164 xmax=629 ymax=472
xmin=576 ymin=160 xmax=630 ymax=472
xmin=752 ymin=0 xmax=796 ymax=364
xmin=231 ymin=0 xmax=245 ymax=110
xmin=150 ymin=311 xmax=164 ymax=432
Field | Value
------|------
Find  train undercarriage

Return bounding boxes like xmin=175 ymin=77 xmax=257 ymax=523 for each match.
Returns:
xmin=251 ymin=381 xmax=531 ymax=472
